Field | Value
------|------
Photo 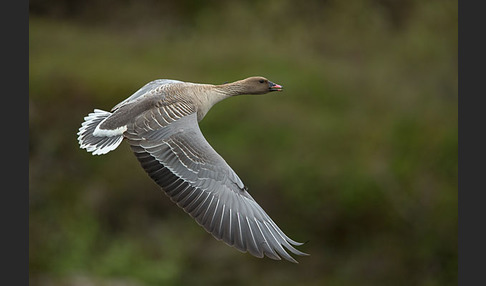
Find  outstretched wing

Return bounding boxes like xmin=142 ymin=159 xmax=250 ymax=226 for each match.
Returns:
xmin=125 ymin=107 xmax=307 ymax=262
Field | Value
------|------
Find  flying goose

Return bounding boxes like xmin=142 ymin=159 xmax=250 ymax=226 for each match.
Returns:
xmin=77 ymin=76 xmax=308 ymax=263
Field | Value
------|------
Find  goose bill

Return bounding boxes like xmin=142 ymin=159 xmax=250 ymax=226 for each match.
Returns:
xmin=268 ymin=81 xmax=283 ymax=92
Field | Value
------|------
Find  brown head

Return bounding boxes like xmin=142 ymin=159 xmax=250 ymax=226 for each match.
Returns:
xmin=219 ymin=76 xmax=283 ymax=96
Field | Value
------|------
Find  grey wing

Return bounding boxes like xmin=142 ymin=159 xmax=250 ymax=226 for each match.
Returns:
xmin=125 ymin=110 xmax=308 ymax=263
xmin=111 ymin=79 xmax=184 ymax=111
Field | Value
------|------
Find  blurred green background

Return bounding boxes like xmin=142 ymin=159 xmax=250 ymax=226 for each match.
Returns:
xmin=29 ymin=0 xmax=457 ymax=285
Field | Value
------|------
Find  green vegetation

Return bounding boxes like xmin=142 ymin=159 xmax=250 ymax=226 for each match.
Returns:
xmin=30 ymin=0 xmax=457 ymax=285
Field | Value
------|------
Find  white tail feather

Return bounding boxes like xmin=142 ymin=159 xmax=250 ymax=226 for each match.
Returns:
xmin=77 ymin=109 xmax=124 ymax=155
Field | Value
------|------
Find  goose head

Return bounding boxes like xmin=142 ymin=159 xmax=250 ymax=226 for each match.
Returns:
xmin=219 ymin=76 xmax=283 ymax=96
xmin=238 ymin=76 xmax=283 ymax=94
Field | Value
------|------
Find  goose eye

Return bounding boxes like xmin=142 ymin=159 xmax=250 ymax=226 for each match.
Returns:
xmin=259 ymin=79 xmax=265 ymax=83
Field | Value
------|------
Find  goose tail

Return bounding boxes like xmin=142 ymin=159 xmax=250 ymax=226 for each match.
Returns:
xmin=77 ymin=109 xmax=124 ymax=155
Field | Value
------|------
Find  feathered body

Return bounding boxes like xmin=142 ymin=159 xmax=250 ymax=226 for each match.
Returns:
xmin=77 ymin=76 xmax=307 ymax=262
